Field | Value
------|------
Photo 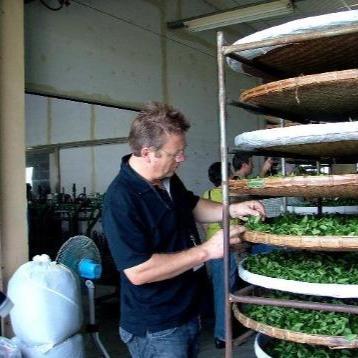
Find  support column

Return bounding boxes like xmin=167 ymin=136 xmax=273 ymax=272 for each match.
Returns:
xmin=0 ymin=0 xmax=27 ymax=310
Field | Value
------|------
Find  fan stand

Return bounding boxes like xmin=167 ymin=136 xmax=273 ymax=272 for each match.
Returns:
xmin=85 ymin=280 xmax=110 ymax=358
xmin=55 ymin=235 xmax=111 ymax=357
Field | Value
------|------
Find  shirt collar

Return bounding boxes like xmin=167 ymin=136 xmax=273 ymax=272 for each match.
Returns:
xmin=120 ymin=154 xmax=173 ymax=196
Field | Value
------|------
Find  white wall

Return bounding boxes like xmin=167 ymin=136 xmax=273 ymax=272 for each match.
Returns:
xmin=25 ymin=95 xmax=133 ymax=194
xmin=25 ymin=0 xmax=260 ymax=196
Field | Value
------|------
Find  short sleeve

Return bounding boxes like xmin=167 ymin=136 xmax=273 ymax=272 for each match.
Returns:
xmin=102 ymin=188 xmax=152 ymax=271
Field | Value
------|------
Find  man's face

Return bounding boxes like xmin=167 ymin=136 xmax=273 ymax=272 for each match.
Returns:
xmin=244 ymin=158 xmax=253 ymax=177
xmin=151 ymin=133 xmax=186 ymax=179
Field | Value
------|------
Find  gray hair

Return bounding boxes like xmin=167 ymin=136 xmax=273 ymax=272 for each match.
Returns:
xmin=129 ymin=102 xmax=190 ymax=156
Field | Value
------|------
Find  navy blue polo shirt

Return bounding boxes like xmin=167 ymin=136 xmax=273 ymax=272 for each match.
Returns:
xmin=102 ymin=155 xmax=201 ymax=336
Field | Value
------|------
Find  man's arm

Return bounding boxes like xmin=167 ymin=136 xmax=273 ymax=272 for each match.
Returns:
xmin=124 ymin=225 xmax=244 ymax=285
xmin=193 ymin=198 xmax=265 ymax=223
xmin=260 ymin=157 xmax=274 ymax=177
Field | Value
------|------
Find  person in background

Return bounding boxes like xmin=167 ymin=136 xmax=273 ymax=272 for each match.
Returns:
xmin=103 ymin=102 xmax=265 ymax=358
xmin=232 ymin=153 xmax=288 ymax=254
xmin=231 ymin=153 xmax=274 ymax=179
xmin=231 ymin=153 xmax=253 ymax=179
xmin=201 ymin=162 xmax=246 ymax=349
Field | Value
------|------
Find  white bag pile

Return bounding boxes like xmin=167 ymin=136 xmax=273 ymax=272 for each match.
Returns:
xmin=8 ymin=255 xmax=85 ymax=357
xmin=12 ymin=334 xmax=84 ymax=358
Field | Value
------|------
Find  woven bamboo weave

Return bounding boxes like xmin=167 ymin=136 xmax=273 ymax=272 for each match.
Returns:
xmin=242 ymin=231 xmax=358 ymax=251
xmin=233 ymin=304 xmax=358 ymax=348
xmin=239 ymin=69 xmax=358 ymax=121
xmin=229 ymin=174 xmax=358 ymax=198
xmin=241 ymin=32 xmax=358 ymax=77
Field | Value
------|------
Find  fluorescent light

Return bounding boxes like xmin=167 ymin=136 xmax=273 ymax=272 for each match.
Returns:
xmin=183 ymin=1 xmax=293 ymax=32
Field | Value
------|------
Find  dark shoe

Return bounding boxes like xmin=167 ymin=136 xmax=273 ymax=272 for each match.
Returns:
xmin=214 ymin=338 xmax=225 ymax=349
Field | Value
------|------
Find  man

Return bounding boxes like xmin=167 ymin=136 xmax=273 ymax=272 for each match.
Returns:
xmin=231 ymin=153 xmax=253 ymax=179
xmin=232 ymin=153 xmax=274 ymax=179
xmin=103 ymin=102 xmax=265 ymax=358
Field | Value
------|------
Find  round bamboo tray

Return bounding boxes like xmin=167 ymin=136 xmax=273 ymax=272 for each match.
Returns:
xmin=227 ymin=10 xmax=358 ymax=78
xmin=234 ymin=121 xmax=358 ymax=159
xmin=241 ymin=31 xmax=358 ymax=78
xmin=238 ymin=260 xmax=358 ymax=297
xmin=254 ymin=333 xmax=272 ymax=358
xmin=254 ymin=333 xmax=358 ymax=357
xmin=229 ymin=174 xmax=358 ymax=198
xmin=235 ymin=140 xmax=358 ymax=160
xmin=239 ymin=69 xmax=358 ymax=121
xmin=233 ymin=304 xmax=358 ymax=348
xmin=242 ymin=231 xmax=358 ymax=251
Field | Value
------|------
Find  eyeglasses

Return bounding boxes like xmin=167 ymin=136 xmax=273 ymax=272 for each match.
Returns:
xmin=159 ymin=148 xmax=186 ymax=160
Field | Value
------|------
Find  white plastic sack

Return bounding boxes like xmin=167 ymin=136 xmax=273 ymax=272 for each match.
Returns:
xmin=8 ymin=255 xmax=82 ymax=350
xmin=0 ymin=337 xmax=22 ymax=358
xmin=12 ymin=334 xmax=84 ymax=358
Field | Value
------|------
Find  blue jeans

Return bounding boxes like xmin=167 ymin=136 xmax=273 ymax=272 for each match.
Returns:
xmin=119 ymin=317 xmax=200 ymax=358
xmin=208 ymin=253 xmax=239 ymax=341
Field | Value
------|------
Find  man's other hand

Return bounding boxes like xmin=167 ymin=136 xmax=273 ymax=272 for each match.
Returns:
xmin=229 ymin=200 xmax=265 ymax=220
xmin=202 ymin=225 xmax=245 ymax=260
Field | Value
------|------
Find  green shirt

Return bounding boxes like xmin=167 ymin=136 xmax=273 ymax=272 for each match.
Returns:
xmin=202 ymin=187 xmax=239 ymax=240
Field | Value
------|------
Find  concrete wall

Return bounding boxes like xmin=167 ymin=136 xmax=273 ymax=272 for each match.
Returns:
xmin=25 ymin=0 xmax=260 ymax=197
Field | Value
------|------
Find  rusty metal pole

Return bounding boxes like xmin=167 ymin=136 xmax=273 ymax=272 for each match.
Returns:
xmin=280 ymin=119 xmax=287 ymax=213
xmin=232 ymin=286 xmax=358 ymax=315
xmin=316 ymin=161 xmax=323 ymax=215
xmin=217 ymin=31 xmax=232 ymax=358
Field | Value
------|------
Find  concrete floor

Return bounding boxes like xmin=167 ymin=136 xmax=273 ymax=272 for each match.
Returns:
xmin=84 ymin=285 xmax=256 ymax=357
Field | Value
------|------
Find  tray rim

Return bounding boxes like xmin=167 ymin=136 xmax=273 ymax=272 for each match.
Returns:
xmin=240 ymin=69 xmax=358 ymax=102
xmin=242 ymin=230 xmax=358 ymax=250
xmin=233 ymin=305 xmax=358 ymax=348
xmin=239 ymin=259 xmax=358 ymax=297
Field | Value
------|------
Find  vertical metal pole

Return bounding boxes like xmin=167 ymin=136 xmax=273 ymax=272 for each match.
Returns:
xmin=280 ymin=119 xmax=287 ymax=212
xmin=316 ymin=161 xmax=322 ymax=215
xmin=217 ymin=31 xmax=232 ymax=358
xmin=85 ymin=280 xmax=110 ymax=358
xmin=49 ymin=148 xmax=61 ymax=193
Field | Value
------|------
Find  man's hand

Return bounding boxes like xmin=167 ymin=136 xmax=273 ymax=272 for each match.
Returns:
xmin=260 ymin=157 xmax=274 ymax=177
xmin=201 ymin=225 xmax=245 ymax=260
xmin=229 ymin=200 xmax=265 ymax=220
xmin=124 ymin=225 xmax=245 ymax=284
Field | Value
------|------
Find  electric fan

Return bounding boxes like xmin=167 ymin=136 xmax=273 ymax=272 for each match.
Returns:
xmin=56 ymin=235 xmax=110 ymax=358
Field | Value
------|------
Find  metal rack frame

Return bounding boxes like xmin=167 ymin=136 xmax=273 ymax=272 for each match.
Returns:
xmin=216 ymin=24 xmax=358 ymax=358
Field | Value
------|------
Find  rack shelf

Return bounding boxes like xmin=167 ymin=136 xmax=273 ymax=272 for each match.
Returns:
xmin=217 ymin=11 xmax=358 ymax=358
xmin=239 ymin=69 xmax=358 ymax=122
xmin=229 ymin=174 xmax=358 ymax=198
